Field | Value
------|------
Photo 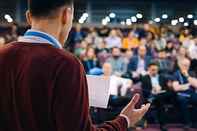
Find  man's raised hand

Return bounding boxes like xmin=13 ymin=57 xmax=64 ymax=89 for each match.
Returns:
xmin=120 ymin=94 xmax=151 ymax=127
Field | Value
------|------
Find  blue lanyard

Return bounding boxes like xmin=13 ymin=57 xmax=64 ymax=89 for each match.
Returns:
xmin=178 ymin=71 xmax=185 ymax=84
xmin=24 ymin=30 xmax=62 ymax=49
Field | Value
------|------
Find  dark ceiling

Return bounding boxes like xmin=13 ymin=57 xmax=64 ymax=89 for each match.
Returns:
xmin=0 ymin=0 xmax=197 ymax=24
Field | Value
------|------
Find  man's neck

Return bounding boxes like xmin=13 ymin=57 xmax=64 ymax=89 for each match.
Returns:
xmin=32 ymin=27 xmax=59 ymax=41
xmin=31 ymin=20 xmax=62 ymax=45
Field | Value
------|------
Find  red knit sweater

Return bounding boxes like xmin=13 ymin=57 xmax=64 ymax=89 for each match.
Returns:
xmin=0 ymin=42 xmax=127 ymax=131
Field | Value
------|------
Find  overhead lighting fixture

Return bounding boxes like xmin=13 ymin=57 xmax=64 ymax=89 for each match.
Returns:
xmin=154 ymin=17 xmax=161 ymax=23
xmin=179 ymin=17 xmax=184 ymax=23
xmin=187 ymin=14 xmax=194 ymax=19
xmin=126 ymin=19 xmax=132 ymax=25
xmin=131 ymin=16 xmax=137 ymax=22
xmin=162 ymin=14 xmax=168 ymax=19
xmin=4 ymin=14 xmax=11 ymax=20
xmin=171 ymin=19 xmax=178 ymax=26
xmin=4 ymin=14 xmax=13 ymax=23
xmin=136 ymin=13 xmax=143 ymax=19
xmin=120 ymin=21 xmax=125 ymax=25
xmin=105 ymin=16 xmax=110 ymax=22
xmin=78 ymin=19 xmax=84 ymax=24
xmin=82 ymin=13 xmax=89 ymax=18
xmin=78 ymin=13 xmax=89 ymax=24
xmin=81 ymin=16 xmax=87 ymax=21
xmin=109 ymin=13 xmax=116 ymax=18
xmin=102 ymin=19 xmax=108 ymax=25
xmin=7 ymin=18 xmax=13 ymax=23
xmin=184 ymin=22 xmax=189 ymax=27
xmin=194 ymin=20 xmax=197 ymax=25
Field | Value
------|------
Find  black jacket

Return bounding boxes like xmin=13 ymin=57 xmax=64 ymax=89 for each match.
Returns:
xmin=141 ymin=74 xmax=167 ymax=99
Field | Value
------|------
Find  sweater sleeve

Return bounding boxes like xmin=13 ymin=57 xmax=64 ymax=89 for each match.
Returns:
xmin=52 ymin=55 xmax=128 ymax=131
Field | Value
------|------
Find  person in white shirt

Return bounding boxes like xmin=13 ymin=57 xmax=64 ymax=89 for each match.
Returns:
xmin=102 ymin=62 xmax=133 ymax=96
xmin=141 ymin=62 xmax=174 ymax=131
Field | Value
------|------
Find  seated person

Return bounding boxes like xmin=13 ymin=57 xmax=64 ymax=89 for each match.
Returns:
xmin=102 ymin=62 xmax=133 ymax=97
xmin=172 ymin=58 xmax=197 ymax=129
xmin=165 ymin=40 xmax=175 ymax=57
xmin=82 ymin=47 xmax=102 ymax=75
xmin=122 ymin=31 xmax=140 ymax=49
xmin=173 ymin=46 xmax=189 ymax=72
xmin=107 ymin=47 xmax=127 ymax=76
xmin=127 ymin=45 xmax=151 ymax=78
xmin=156 ymin=49 xmax=174 ymax=74
xmin=141 ymin=62 xmax=175 ymax=131
xmin=95 ymin=62 xmax=133 ymax=123
xmin=105 ymin=29 xmax=122 ymax=48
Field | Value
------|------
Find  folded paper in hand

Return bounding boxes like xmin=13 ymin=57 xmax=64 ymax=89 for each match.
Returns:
xmin=86 ymin=75 xmax=110 ymax=108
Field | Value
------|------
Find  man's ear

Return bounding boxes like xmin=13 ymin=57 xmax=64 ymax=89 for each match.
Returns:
xmin=62 ymin=7 xmax=73 ymax=25
xmin=26 ymin=10 xmax=32 ymax=25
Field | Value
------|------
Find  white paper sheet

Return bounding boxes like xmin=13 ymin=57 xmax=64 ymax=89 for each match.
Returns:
xmin=86 ymin=75 xmax=110 ymax=108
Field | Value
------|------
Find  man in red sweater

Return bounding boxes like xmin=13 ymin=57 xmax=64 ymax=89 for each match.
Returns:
xmin=0 ymin=0 xmax=150 ymax=131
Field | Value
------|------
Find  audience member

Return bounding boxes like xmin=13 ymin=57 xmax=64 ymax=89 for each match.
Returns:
xmin=145 ymin=31 xmax=157 ymax=57
xmin=188 ymin=36 xmax=197 ymax=60
xmin=174 ymin=46 xmax=189 ymax=71
xmin=172 ymin=58 xmax=197 ymax=128
xmin=165 ymin=40 xmax=175 ymax=57
xmin=107 ymin=47 xmax=127 ymax=76
xmin=105 ymin=29 xmax=122 ymax=48
xmin=122 ymin=31 xmax=140 ymax=49
xmin=154 ymin=33 xmax=167 ymax=51
xmin=74 ymin=40 xmax=88 ymax=58
xmin=180 ymin=28 xmax=192 ymax=48
xmin=102 ymin=62 xmax=132 ymax=96
xmin=127 ymin=45 xmax=151 ymax=78
xmin=82 ymin=47 xmax=101 ymax=75
xmin=156 ymin=50 xmax=174 ymax=74
xmin=177 ymin=46 xmax=189 ymax=61
xmin=73 ymin=24 xmax=86 ymax=43
xmin=141 ymin=62 xmax=174 ymax=131
xmin=123 ymin=49 xmax=134 ymax=71
xmin=85 ymin=29 xmax=103 ymax=48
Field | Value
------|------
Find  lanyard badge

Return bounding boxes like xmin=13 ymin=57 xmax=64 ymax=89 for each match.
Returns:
xmin=23 ymin=30 xmax=62 ymax=49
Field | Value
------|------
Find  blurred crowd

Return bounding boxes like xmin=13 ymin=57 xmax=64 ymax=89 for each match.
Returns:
xmin=0 ymin=23 xmax=197 ymax=130
xmin=66 ymin=23 xmax=197 ymax=130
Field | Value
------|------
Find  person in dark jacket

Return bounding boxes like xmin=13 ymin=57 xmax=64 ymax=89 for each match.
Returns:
xmin=127 ymin=45 xmax=152 ymax=78
xmin=141 ymin=62 xmax=175 ymax=131
xmin=82 ymin=47 xmax=101 ymax=75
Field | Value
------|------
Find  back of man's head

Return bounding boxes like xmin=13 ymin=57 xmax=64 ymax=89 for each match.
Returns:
xmin=28 ymin=0 xmax=73 ymax=18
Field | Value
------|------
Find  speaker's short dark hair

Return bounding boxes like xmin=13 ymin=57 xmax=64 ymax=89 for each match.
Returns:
xmin=28 ymin=0 xmax=73 ymax=18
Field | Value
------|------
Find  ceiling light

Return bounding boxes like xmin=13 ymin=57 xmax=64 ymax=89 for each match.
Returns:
xmin=131 ymin=16 xmax=137 ymax=22
xmin=162 ymin=14 xmax=168 ymax=19
xmin=136 ymin=13 xmax=143 ymax=19
xmin=154 ymin=18 xmax=161 ymax=23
